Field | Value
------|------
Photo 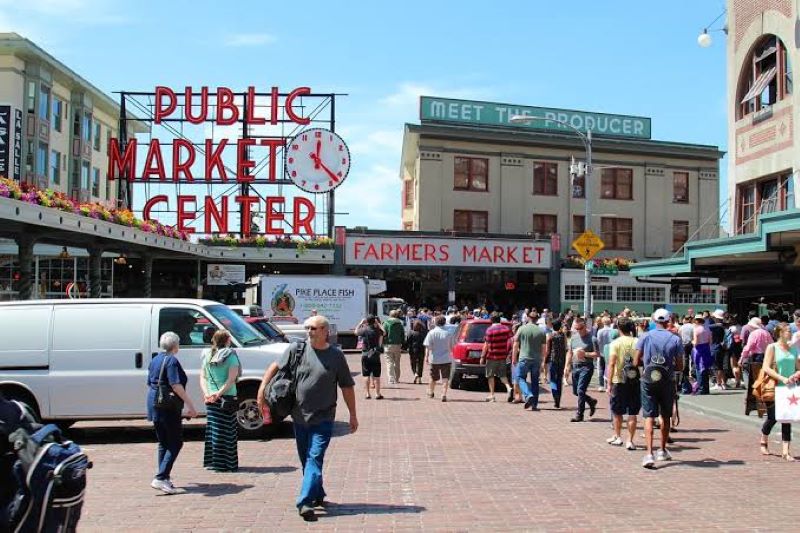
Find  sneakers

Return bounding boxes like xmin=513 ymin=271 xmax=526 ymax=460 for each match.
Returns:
xmin=642 ymin=454 xmax=656 ymax=469
xmin=569 ymin=415 xmax=584 ymax=422
xmin=150 ymin=478 xmax=177 ymax=495
xmin=299 ymin=505 xmax=318 ymax=522
xmin=485 ymin=395 xmax=496 ymax=402
xmin=427 ymin=391 xmax=434 ymax=399
xmin=626 ymin=441 xmax=636 ymax=451
xmin=655 ymin=449 xmax=673 ymax=462
xmin=524 ymin=397 xmax=536 ymax=410
xmin=710 ymin=384 xmax=720 ymax=391
xmin=606 ymin=436 xmax=623 ymax=446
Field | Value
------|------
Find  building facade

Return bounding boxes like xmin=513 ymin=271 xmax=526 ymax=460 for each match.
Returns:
xmin=400 ymin=97 xmax=724 ymax=262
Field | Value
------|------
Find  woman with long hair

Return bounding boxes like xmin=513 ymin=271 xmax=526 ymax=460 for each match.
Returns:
xmin=545 ymin=319 xmax=567 ymax=409
xmin=200 ymin=329 xmax=242 ymax=472
xmin=759 ymin=323 xmax=800 ymax=460
xmin=406 ymin=319 xmax=427 ymax=384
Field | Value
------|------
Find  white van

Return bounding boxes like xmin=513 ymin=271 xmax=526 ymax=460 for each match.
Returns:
xmin=0 ymin=298 xmax=289 ymax=438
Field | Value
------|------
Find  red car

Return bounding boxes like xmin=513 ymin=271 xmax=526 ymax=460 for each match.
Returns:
xmin=450 ymin=318 xmax=512 ymax=390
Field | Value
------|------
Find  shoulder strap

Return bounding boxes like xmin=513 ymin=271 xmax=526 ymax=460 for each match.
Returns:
xmin=157 ymin=354 xmax=170 ymax=387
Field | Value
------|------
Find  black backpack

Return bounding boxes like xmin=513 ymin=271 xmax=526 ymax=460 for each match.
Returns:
xmin=642 ymin=336 xmax=673 ymax=385
xmin=1 ymin=401 xmax=91 ymax=533
xmin=265 ymin=342 xmax=306 ymax=420
xmin=620 ymin=353 xmax=640 ymax=384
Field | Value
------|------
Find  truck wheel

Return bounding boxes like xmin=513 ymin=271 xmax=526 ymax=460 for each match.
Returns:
xmin=1 ymin=386 xmax=41 ymax=421
xmin=450 ymin=372 xmax=462 ymax=390
xmin=235 ymin=385 xmax=266 ymax=440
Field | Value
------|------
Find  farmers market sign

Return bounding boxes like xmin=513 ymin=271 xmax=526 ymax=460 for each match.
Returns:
xmin=420 ymin=96 xmax=651 ymax=139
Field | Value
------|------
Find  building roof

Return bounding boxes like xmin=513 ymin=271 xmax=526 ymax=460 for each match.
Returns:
xmin=404 ymin=122 xmax=725 ymax=161
xmin=0 ymin=32 xmax=147 ymax=133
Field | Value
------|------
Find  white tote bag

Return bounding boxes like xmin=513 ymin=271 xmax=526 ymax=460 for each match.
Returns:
xmin=775 ymin=385 xmax=800 ymax=422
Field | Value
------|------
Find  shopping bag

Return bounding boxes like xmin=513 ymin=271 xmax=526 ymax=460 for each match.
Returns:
xmin=774 ymin=385 xmax=800 ymax=422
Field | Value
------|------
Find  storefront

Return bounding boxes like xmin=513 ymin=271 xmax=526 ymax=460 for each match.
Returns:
xmin=341 ymin=229 xmax=556 ymax=313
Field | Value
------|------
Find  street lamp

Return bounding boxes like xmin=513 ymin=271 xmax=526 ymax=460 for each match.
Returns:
xmin=509 ymin=114 xmax=594 ymax=319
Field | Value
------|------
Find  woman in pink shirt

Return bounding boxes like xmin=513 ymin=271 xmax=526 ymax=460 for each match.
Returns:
xmin=741 ymin=317 xmax=773 ymax=416
xmin=692 ymin=316 xmax=712 ymax=395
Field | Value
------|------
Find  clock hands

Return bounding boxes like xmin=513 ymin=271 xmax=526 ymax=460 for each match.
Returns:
xmin=313 ymin=140 xmax=321 ymax=169
xmin=309 ymin=153 xmax=340 ymax=183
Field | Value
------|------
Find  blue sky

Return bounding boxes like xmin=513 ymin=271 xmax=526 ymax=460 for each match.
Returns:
xmin=0 ymin=0 xmax=729 ymax=232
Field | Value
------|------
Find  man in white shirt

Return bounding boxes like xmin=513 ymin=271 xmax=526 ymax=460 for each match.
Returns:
xmin=423 ymin=316 xmax=455 ymax=402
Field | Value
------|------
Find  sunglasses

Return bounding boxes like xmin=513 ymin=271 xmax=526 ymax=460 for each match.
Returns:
xmin=305 ymin=326 xmax=319 ymax=331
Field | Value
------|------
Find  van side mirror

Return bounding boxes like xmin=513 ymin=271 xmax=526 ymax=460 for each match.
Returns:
xmin=202 ymin=326 xmax=217 ymax=344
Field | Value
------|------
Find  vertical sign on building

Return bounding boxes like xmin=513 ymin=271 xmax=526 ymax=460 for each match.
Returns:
xmin=0 ymin=105 xmax=10 ymax=177
xmin=12 ymin=109 xmax=21 ymax=180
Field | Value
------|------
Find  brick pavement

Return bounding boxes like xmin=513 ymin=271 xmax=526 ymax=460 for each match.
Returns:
xmin=75 ymin=352 xmax=800 ymax=532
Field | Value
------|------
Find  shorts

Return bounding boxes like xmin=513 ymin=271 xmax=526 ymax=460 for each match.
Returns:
xmin=361 ymin=354 xmax=381 ymax=378
xmin=485 ymin=359 xmax=507 ymax=378
xmin=430 ymin=363 xmax=451 ymax=381
xmin=610 ymin=381 xmax=641 ymax=416
xmin=641 ymin=380 xmax=674 ymax=419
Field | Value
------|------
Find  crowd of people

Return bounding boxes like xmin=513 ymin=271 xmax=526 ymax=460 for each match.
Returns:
xmin=356 ymin=304 xmax=800 ymax=469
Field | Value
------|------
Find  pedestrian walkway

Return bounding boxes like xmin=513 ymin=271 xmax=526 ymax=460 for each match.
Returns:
xmin=77 ymin=354 xmax=800 ymax=531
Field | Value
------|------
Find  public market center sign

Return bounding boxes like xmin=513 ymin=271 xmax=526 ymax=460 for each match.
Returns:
xmin=420 ymin=96 xmax=651 ymax=139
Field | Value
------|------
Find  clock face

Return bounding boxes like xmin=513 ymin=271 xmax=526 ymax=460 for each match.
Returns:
xmin=285 ymin=128 xmax=351 ymax=194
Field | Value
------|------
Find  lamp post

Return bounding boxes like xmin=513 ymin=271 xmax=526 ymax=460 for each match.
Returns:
xmin=510 ymin=114 xmax=594 ymax=319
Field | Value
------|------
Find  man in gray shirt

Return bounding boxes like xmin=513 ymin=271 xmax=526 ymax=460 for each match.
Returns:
xmin=595 ymin=317 xmax=615 ymax=392
xmin=258 ymin=315 xmax=357 ymax=522
xmin=424 ymin=315 xmax=455 ymax=401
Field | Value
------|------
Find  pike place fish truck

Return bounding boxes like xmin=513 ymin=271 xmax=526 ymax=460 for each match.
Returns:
xmin=245 ymin=275 xmax=370 ymax=349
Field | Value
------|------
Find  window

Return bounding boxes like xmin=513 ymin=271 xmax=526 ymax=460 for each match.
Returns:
xmin=403 ymin=180 xmax=414 ymax=208
xmin=36 ymin=144 xmax=48 ymax=176
xmin=72 ymin=111 xmax=81 ymax=137
xmin=38 ymin=85 xmax=50 ymax=121
xmin=454 ymin=156 xmax=488 ymax=192
xmin=532 ymin=214 xmax=557 ymax=237
xmin=533 ymin=162 xmax=558 ymax=195
xmin=736 ymin=174 xmax=793 ymax=234
xmin=453 ymin=210 xmax=488 ymax=233
xmin=80 ymin=161 xmax=90 ymax=190
xmin=600 ymin=168 xmax=633 ymax=200
xmin=600 ymin=217 xmax=633 ymax=250
xmin=92 ymin=167 xmax=100 ymax=197
xmin=50 ymin=150 xmax=60 ymax=184
xmin=738 ymin=35 xmax=792 ymax=118
xmin=26 ymin=81 xmax=35 ymax=114
xmin=572 ymin=173 xmax=585 ymax=198
xmin=158 ymin=308 xmax=209 ymax=347
xmin=25 ymin=141 xmax=34 ymax=173
xmin=572 ymin=215 xmax=585 ymax=242
xmin=672 ymin=220 xmax=689 ymax=252
xmin=617 ymin=286 xmax=665 ymax=302
xmin=564 ymin=285 xmax=613 ymax=301
xmin=81 ymin=114 xmax=91 ymax=142
xmin=673 ymin=172 xmax=689 ymax=203
xmin=52 ymin=98 xmax=64 ymax=132
xmin=93 ymin=121 xmax=101 ymax=151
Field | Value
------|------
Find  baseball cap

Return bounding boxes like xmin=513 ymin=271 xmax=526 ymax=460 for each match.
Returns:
xmin=651 ymin=308 xmax=670 ymax=323
xmin=712 ymin=309 xmax=725 ymax=320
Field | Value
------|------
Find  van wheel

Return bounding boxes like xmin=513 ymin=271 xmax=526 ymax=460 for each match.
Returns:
xmin=235 ymin=386 xmax=266 ymax=440
xmin=1 ymin=387 xmax=41 ymax=421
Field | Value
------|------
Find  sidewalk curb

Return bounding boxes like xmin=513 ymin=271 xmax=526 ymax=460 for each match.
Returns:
xmin=678 ymin=395 xmax=762 ymax=429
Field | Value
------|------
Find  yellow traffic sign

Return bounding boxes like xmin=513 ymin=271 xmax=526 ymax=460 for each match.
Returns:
xmin=572 ymin=229 xmax=605 ymax=261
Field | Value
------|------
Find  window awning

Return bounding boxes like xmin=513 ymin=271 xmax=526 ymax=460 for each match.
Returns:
xmin=740 ymin=66 xmax=777 ymax=104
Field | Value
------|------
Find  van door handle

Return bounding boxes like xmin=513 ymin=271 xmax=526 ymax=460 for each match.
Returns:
xmin=135 ymin=352 xmax=143 ymax=368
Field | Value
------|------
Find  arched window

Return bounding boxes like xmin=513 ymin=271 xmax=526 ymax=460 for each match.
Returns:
xmin=737 ymin=35 xmax=792 ymax=119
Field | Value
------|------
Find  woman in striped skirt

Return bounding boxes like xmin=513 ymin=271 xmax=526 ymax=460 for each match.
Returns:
xmin=200 ymin=329 xmax=242 ymax=472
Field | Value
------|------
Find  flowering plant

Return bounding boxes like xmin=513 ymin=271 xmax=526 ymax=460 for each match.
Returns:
xmin=0 ymin=177 xmax=189 ymax=241
xmin=562 ymin=255 xmax=636 ymax=271
xmin=199 ymin=234 xmax=334 ymax=251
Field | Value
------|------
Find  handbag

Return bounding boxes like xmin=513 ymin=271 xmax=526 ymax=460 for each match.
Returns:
xmin=205 ymin=355 xmax=239 ymax=414
xmin=752 ymin=368 xmax=776 ymax=403
xmin=154 ymin=355 xmax=183 ymax=411
xmin=265 ymin=341 xmax=305 ymax=420
xmin=774 ymin=385 xmax=800 ymax=422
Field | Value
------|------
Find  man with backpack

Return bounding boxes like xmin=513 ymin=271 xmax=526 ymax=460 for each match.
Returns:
xmin=257 ymin=315 xmax=358 ymax=522
xmin=635 ymin=309 xmax=684 ymax=469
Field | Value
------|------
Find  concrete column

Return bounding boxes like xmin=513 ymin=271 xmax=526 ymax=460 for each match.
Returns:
xmin=143 ymin=254 xmax=153 ymax=298
xmin=548 ymin=247 xmax=561 ymax=312
xmin=447 ymin=267 xmax=456 ymax=305
xmin=15 ymin=234 xmax=37 ymax=300
xmin=87 ymin=245 xmax=104 ymax=298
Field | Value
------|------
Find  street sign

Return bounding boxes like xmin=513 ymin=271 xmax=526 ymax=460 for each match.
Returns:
xmin=593 ymin=265 xmax=618 ymax=276
xmin=571 ymin=229 xmax=605 ymax=261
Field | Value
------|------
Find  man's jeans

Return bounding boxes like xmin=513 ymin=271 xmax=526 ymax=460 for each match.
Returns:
xmin=596 ymin=355 xmax=606 ymax=388
xmin=516 ymin=359 xmax=540 ymax=408
xmin=571 ymin=363 xmax=595 ymax=417
xmin=293 ymin=420 xmax=333 ymax=509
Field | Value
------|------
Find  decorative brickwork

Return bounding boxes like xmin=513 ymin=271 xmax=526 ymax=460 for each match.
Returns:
xmin=733 ymin=0 xmax=791 ymax=51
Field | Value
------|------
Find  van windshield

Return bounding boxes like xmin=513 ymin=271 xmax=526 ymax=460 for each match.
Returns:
xmin=205 ymin=305 xmax=268 ymax=346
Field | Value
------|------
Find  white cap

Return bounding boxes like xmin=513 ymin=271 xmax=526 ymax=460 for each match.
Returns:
xmin=652 ymin=308 xmax=671 ymax=323
xmin=712 ymin=309 xmax=725 ymax=320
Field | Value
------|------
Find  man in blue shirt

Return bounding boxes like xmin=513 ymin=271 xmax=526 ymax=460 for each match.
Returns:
xmin=635 ymin=308 xmax=684 ymax=469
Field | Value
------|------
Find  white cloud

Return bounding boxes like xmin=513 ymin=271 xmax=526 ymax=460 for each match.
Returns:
xmin=336 ymin=163 xmax=400 ymax=229
xmin=223 ymin=33 xmax=276 ymax=47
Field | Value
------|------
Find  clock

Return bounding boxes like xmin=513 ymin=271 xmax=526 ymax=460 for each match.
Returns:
xmin=285 ymin=128 xmax=351 ymax=194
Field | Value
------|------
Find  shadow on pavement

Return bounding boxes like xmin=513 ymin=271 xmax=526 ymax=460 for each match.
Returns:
xmin=319 ymin=502 xmax=426 ymax=517
xmin=180 ymin=483 xmax=255 ymax=496
xmin=237 ymin=465 xmax=297 ymax=474
xmin=658 ymin=459 xmax=746 ymax=469
xmin=380 ymin=397 xmax=420 ymax=402
xmin=677 ymin=428 xmax=729 ymax=434
xmin=67 ymin=421 xmax=297 ymax=444
xmin=672 ymin=437 xmax=716 ymax=443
